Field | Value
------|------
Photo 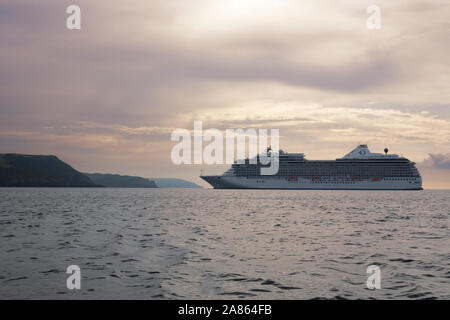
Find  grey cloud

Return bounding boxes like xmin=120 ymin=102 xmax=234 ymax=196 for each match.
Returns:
xmin=1 ymin=0 xmax=450 ymax=187
xmin=422 ymin=154 xmax=450 ymax=169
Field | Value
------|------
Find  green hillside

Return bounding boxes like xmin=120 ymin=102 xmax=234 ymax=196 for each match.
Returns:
xmin=84 ymin=173 xmax=158 ymax=188
xmin=0 ymin=154 xmax=99 ymax=187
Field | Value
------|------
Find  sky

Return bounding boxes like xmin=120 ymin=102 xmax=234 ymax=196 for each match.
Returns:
xmin=0 ymin=0 xmax=450 ymax=188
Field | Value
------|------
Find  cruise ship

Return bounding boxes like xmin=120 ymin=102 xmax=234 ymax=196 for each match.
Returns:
xmin=200 ymin=145 xmax=422 ymax=190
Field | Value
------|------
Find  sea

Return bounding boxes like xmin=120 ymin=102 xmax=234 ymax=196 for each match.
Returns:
xmin=0 ymin=188 xmax=448 ymax=299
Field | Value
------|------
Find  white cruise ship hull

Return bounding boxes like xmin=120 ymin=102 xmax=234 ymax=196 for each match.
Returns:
xmin=201 ymin=176 xmax=423 ymax=190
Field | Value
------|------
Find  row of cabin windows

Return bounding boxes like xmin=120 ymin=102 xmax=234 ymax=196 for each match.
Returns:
xmin=235 ymin=172 xmax=418 ymax=177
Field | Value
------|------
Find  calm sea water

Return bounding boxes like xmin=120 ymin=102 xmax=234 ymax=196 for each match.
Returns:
xmin=0 ymin=188 xmax=448 ymax=300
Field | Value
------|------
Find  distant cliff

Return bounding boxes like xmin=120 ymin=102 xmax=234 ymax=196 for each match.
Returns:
xmin=0 ymin=154 xmax=99 ymax=187
xmin=84 ymin=173 xmax=158 ymax=188
xmin=150 ymin=178 xmax=202 ymax=188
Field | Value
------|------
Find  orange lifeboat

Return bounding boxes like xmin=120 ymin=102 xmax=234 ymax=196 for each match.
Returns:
xmin=371 ymin=177 xmax=380 ymax=181
xmin=287 ymin=176 xmax=298 ymax=181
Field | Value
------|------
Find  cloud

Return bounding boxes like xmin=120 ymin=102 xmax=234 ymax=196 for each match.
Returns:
xmin=0 ymin=0 xmax=450 ymax=187
xmin=419 ymin=154 xmax=450 ymax=169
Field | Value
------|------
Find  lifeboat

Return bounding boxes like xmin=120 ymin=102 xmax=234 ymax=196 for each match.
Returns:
xmin=312 ymin=177 xmax=321 ymax=181
xmin=371 ymin=177 xmax=381 ymax=181
xmin=351 ymin=177 xmax=361 ymax=181
xmin=287 ymin=176 xmax=298 ymax=181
